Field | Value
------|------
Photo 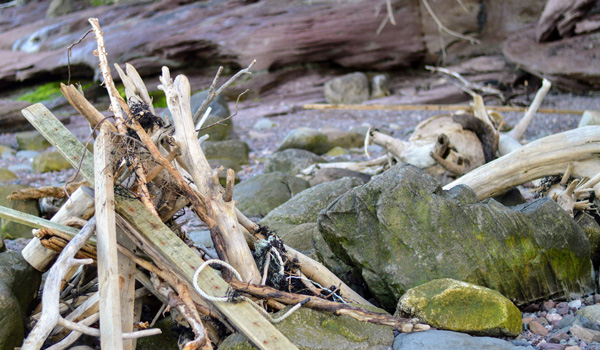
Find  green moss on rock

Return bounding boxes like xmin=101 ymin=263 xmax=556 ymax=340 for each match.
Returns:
xmin=317 ymin=164 xmax=595 ymax=310
xmin=397 ymin=278 xmax=522 ymax=337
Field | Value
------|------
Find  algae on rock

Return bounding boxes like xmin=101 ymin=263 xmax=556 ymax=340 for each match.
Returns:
xmin=396 ymin=278 xmax=522 ymax=337
xmin=318 ymin=164 xmax=595 ymax=310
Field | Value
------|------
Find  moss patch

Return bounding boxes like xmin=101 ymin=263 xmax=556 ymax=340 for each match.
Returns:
xmin=16 ymin=82 xmax=62 ymax=103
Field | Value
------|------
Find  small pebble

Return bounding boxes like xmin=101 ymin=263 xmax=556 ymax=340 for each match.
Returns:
xmin=544 ymin=300 xmax=556 ymax=311
xmin=565 ymin=346 xmax=582 ymax=350
xmin=530 ymin=320 xmax=550 ymax=336
xmin=568 ymin=300 xmax=582 ymax=309
xmin=548 ymin=332 xmax=570 ymax=343
xmin=547 ymin=314 xmax=563 ymax=322
xmin=538 ymin=342 xmax=565 ymax=350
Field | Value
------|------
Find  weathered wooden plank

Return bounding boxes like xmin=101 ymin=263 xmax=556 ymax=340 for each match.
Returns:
xmin=116 ymin=195 xmax=298 ymax=350
xmin=94 ymin=125 xmax=124 ymax=350
xmin=21 ymin=103 xmax=95 ymax=184
xmin=0 ymin=205 xmax=79 ymax=236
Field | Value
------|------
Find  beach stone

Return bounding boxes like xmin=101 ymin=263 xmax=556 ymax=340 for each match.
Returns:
xmin=538 ymin=343 xmax=565 ymax=350
xmin=0 ymin=251 xmax=42 ymax=350
xmin=32 ymin=150 xmax=72 ymax=173
xmin=324 ymin=146 xmax=349 ymax=157
xmin=260 ymin=177 xmax=364 ymax=241
xmin=0 ymin=145 xmax=14 ymax=157
xmin=15 ymin=130 xmax=50 ymax=151
xmin=234 ymin=172 xmax=309 ymax=218
xmin=0 ymin=169 xmax=18 ymax=183
xmin=317 ymin=164 xmax=595 ymax=310
xmin=322 ymin=127 xmax=364 ymax=149
xmin=324 ymin=72 xmax=369 ymax=104
xmin=219 ymin=306 xmax=394 ymax=350
xmin=576 ymin=305 xmax=600 ymax=323
xmin=15 ymin=150 xmax=39 ymax=161
xmin=0 ymin=184 xmax=40 ymax=239
xmin=201 ymin=140 xmax=250 ymax=165
xmin=569 ymin=325 xmax=600 ymax=343
xmin=0 ymin=237 xmax=4 ymax=253
xmin=309 ymin=168 xmax=371 ymax=186
xmin=393 ymin=329 xmax=529 ymax=350
xmin=0 ymin=281 xmax=23 ymax=350
xmin=264 ymin=149 xmax=324 ymax=176
xmin=136 ymin=316 xmax=179 ymax=350
xmin=253 ymin=118 xmax=278 ymax=130
xmin=396 ymin=278 xmax=522 ymax=337
xmin=529 ymin=320 xmax=549 ymax=336
xmin=276 ymin=127 xmax=332 ymax=155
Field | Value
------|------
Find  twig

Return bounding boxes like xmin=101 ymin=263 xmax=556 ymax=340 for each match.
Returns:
xmin=425 ymin=65 xmax=503 ymax=99
xmin=66 ymin=29 xmax=93 ymax=85
xmin=193 ymin=61 xmax=255 ymax=125
xmin=509 ymin=78 xmax=552 ymax=141
xmin=420 ymin=0 xmax=480 ymax=45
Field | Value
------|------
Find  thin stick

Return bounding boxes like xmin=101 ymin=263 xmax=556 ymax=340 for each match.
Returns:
xmin=420 ymin=0 xmax=480 ymax=44
xmin=193 ymin=61 xmax=255 ymax=124
xmin=67 ymin=29 xmax=93 ymax=86
xmin=509 ymin=78 xmax=552 ymax=140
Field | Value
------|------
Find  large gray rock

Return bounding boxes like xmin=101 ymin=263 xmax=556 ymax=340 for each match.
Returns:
xmin=234 ymin=172 xmax=310 ymax=218
xmin=264 ymin=149 xmax=325 ymax=176
xmin=0 ymin=185 xmax=40 ymax=239
xmin=260 ymin=177 xmax=365 ymax=242
xmin=276 ymin=127 xmax=333 ymax=155
xmin=321 ymin=127 xmax=365 ymax=149
xmin=0 ymin=281 xmax=22 ymax=350
xmin=0 ymin=251 xmax=42 ymax=350
xmin=324 ymin=72 xmax=370 ymax=104
xmin=219 ymin=306 xmax=394 ymax=350
xmin=318 ymin=164 xmax=595 ymax=310
xmin=309 ymin=167 xmax=371 ymax=186
xmin=394 ymin=330 xmax=532 ymax=350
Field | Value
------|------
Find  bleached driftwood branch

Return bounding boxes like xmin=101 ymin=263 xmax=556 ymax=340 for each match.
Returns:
xmin=159 ymin=66 xmax=261 ymax=283
xmin=445 ymin=126 xmax=600 ymax=199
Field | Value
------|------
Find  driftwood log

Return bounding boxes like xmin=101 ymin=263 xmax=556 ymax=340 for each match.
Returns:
xmin=445 ymin=126 xmax=600 ymax=200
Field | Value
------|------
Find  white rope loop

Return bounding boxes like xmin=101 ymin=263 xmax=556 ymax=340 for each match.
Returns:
xmin=193 ymin=259 xmax=242 ymax=302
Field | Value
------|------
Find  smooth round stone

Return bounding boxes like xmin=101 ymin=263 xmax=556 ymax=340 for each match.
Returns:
xmin=16 ymin=150 xmax=39 ymax=161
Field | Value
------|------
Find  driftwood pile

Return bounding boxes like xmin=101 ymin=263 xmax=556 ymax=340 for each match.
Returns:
xmin=2 ymin=19 xmax=432 ymax=350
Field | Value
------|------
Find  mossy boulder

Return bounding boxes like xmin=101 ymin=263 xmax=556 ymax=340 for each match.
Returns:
xmin=260 ymin=177 xmax=365 ymax=244
xmin=201 ymin=140 xmax=250 ymax=165
xmin=0 ymin=281 xmax=22 ymax=350
xmin=318 ymin=164 xmax=595 ymax=310
xmin=0 ymin=251 xmax=42 ymax=350
xmin=136 ymin=316 xmax=179 ymax=350
xmin=218 ymin=306 xmax=394 ymax=350
xmin=0 ymin=169 xmax=18 ymax=183
xmin=322 ymin=127 xmax=365 ymax=149
xmin=0 ymin=185 xmax=40 ymax=239
xmin=276 ymin=128 xmax=333 ymax=155
xmin=32 ymin=150 xmax=72 ymax=173
xmin=16 ymin=131 xmax=50 ymax=151
xmin=264 ymin=149 xmax=324 ymax=176
xmin=234 ymin=172 xmax=310 ymax=218
xmin=396 ymin=278 xmax=522 ymax=337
